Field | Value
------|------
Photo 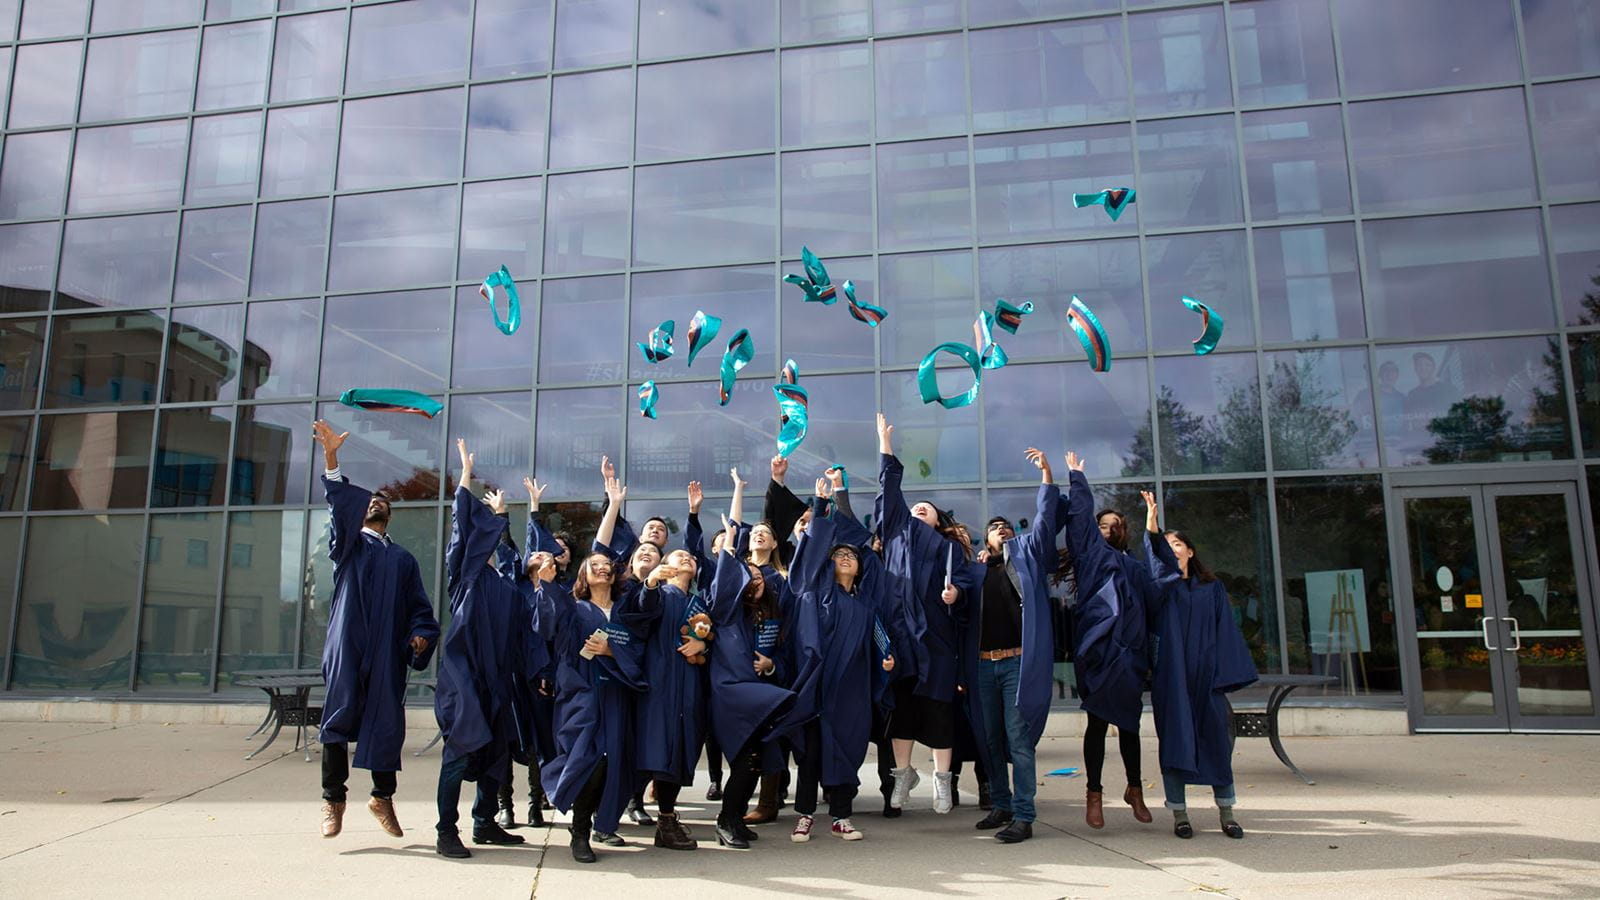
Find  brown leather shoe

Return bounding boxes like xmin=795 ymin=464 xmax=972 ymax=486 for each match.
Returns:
xmin=1085 ymin=790 xmax=1105 ymax=829
xmin=1125 ymin=785 xmax=1153 ymax=823
xmin=368 ymin=796 xmax=404 ymax=837
xmin=320 ymin=801 xmax=345 ymax=838
xmin=743 ymin=774 xmax=779 ymax=825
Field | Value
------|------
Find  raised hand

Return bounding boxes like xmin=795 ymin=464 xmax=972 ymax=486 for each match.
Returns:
xmin=604 ymin=473 xmax=627 ymax=505
xmin=523 ymin=475 xmax=547 ymax=508
xmin=825 ymin=466 xmax=846 ymax=492
xmin=600 ymin=454 xmax=616 ymax=484
xmin=814 ymin=476 xmax=831 ymax=500
xmin=730 ymin=467 xmax=748 ymax=490
xmin=1025 ymin=447 xmax=1053 ymax=483
xmin=1065 ymin=451 xmax=1086 ymax=473
xmin=686 ymin=480 xmax=703 ymax=514
xmin=876 ymin=412 xmax=894 ymax=454
xmin=1142 ymin=490 xmax=1160 ymax=534
xmin=456 ymin=438 xmax=474 ymax=484
xmin=484 ymin=489 xmax=507 ymax=514
xmin=312 ymin=419 xmax=348 ymax=468
xmin=770 ymin=454 xmax=789 ymax=485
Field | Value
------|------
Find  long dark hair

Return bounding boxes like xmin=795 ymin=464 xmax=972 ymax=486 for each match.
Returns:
xmin=572 ymin=552 xmax=616 ymax=600
xmin=1049 ymin=546 xmax=1076 ymax=587
xmin=927 ymin=506 xmax=974 ymax=561
xmin=1164 ymin=530 xmax=1216 ymax=583
xmin=742 ymin=562 xmax=783 ymax=627
xmin=1095 ymin=508 xmax=1129 ymax=552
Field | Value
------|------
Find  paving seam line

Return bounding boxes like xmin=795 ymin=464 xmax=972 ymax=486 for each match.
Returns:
xmin=528 ymin=821 xmax=553 ymax=899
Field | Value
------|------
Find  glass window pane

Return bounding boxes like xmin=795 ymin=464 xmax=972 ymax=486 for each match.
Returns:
xmin=21 ymin=0 xmax=87 ymax=37
xmin=8 ymin=41 xmax=83 ymax=128
xmin=975 ymin=124 xmax=1136 ymax=242
xmin=207 ymin=0 xmax=274 ymax=18
xmin=1145 ymin=230 xmax=1253 ymax=352
xmin=629 ymin=265 xmax=775 ymax=382
xmin=1522 ymin=0 xmax=1600 ymax=77
xmin=874 ymin=0 xmax=959 ymax=33
xmin=80 ymin=29 xmax=198 ymax=122
xmin=1365 ymin=209 xmax=1552 ymax=339
xmin=0 ymin=222 xmax=58 ymax=314
xmin=881 ymin=369 xmax=979 ymax=485
xmin=12 ymin=515 xmax=142 ymax=691
xmin=218 ymin=509 xmax=305 ymax=679
xmin=978 ymin=237 xmax=1147 ymax=359
xmin=554 ymin=0 xmax=634 ymax=69
xmin=1153 ymin=353 xmax=1265 ymax=475
xmin=186 ymin=111 xmax=261 ymax=204
xmin=452 ymin=282 xmax=535 ymax=389
xmin=986 ymin=358 xmax=1152 ymax=480
xmin=1571 ymin=333 xmax=1600 ymax=456
xmin=43 ymin=310 xmax=165 ymax=407
xmin=639 ymin=0 xmax=773 ymax=58
xmin=241 ymin=298 xmax=319 ymax=400
xmin=780 ymin=0 xmax=869 ymax=41
xmin=232 ymin=403 xmax=311 ymax=504
xmin=1553 ymin=203 xmax=1600 ymax=327
xmin=460 ymin=177 xmax=543 ymax=280
xmin=1533 ymin=79 xmax=1600 ymax=203
xmin=1265 ymin=347 xmax=1379 ymax=470
xmin=1276 ymin=476 xmax=1401 ymax=693
xmin=345 ymin=0 xmax=468 ymax=94
xmin=314 ymin=399 xmax=443 ymax=500
xmin=875 ymin=34 xmax=966 ymax=140
xmin=1129 ymin=6 xmax=1231 ymax=114
xmin=633 ymin=156 xmax=776 ymax=267
xmin=626 ymin=376 xmax=773 ymax=494
xmin=1375 ymin=336 xmax=1571 ymax=466
xmin=269 ymin=10 xmax=346 ymax=103
xmin=781 ymin=43 xmax=872 ymax=147
xmin=92 ymin=0 xmax=200 ymax=30
xmin=0 ymin=520 xmax=17 ymax=663
xmin=153 ymin=407 xmax=232 ymax=506
xmin=877 ymin=137 xmax=972 ymax=250
xmin=446 ymin=392 xmax=530 ymax=494
xmin=250 ymin=198 xmax=328 ymax=298
xmin=1255 ymin=222 xmax=1363 ymax=343
xmin=174 ymin=206 xmax=251 ymax=304
xmin=301 ymin=504 xmax=439 ymax=663
xmin=1230 ymin=0 xmax=1337 ymax=106
xmin=466 ymin=78 xmax=548 ymax=178
xmin=770 ymin=371 xmax=876 ymax=481
xmin=879 ymin=249 xmax=972 ymax=368
xmin=319 ymin=289 xmax=450 ymax=394
xmin=968 ymin=0 xmax=1116 ymax=25
xmin=328 ymin=185 xmax=458 ymax=292
xmin=473 ymin=0 xmax=551 ymax=78
xmin=337 ymin=88 xmax=464 ymax=191
xmin=637 ymin=54 xmax=775 ymax=161
xmin=0 ymin=130 xmax=71 ymax=219
xmin=0 ymin=417 xmax=31 ymax=509
xmin=1335 ymin=0 xmax=1520 ymax=95
xmin=196 ymin=19 xmax=271 ymax=110
xmin=31 ymin=411 xmax=156 ymax=508
xmin=69 ymin=120 xmax=188 ymax=215
xmin=539 ymin=275 xmax=623 ymax=383
xmin=544 ymin=169 xmax=630 ymax=275
xmin=535 ymin=385 xmax=625 ymax=498
xmin=969 ymin=17 xmax=1128 ymax=130
xmin=1349 ymin=88 xmax=1535 ymax=215
xmin=781 ymin=254 xmax=875 ymax=371
xmin=782 ymin=147 xmax=873 ymax=257
xmin=1159 ymin=478 xmax=1280 ymax=670
xmin=0 ymin=317 xmax=45 ymax=411
xmin=548 ymin=68 xmax=632 ymax=169
xmin=1241 ymin=104 xmax=1350 ymax=221
xmin=57 ymin=213 xmax=179 ymax=310
xmin=260 ymin=102 xmax=337 ymax=199
xmin=165 ymin=303 xmax=242 ymax=404
xmin=280 ymin=0 xmax=345 ymax=12
xmin=1136 ymin=113 xmax=1243 ymax=227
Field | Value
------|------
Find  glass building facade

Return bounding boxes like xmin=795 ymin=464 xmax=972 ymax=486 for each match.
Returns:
xmin=0 ymin=0 xmax=1598 ymax=730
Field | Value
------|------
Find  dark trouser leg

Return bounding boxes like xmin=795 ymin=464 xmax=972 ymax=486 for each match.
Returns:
xmin=655 ymin=780 xmax=681 ymax=815
xmin=1118 ymin=724 xmax=1142 ymax=788
xmin=471 ymin=775 xmax=499 ymax=830
xmin=370 ymin=769 xmax=397 ymax=800
xmin=706 ymin=733 xmax=723 ymax=784
xmin=498 ymin=775 xmax=514 ymax=810
xmin=572 ymin=759 xmax=609 ymax=834
xmin=794 ymin=722 xmax=822 ymax=817
xmin=321 ymin=742 xmax=349 ymax=803
xmin=1084 ymin=714 xmax=1109 ymax=794
xmin=719 ymin=743 xmax=762 ymax=824
xmin=977 ymin=658 xmax=1014 ymax=814
xmin=436 ymin=755 xmax=469 ymax=836
xmin=826 ymin=783 xmax=858 ymax=821
xmin=873 ymin=707 xmax=895 ymax=798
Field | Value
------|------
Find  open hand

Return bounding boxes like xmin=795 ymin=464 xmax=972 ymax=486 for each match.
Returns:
xmin=524 ymin=476 xmax=546 ymax=506
xmin=876 ymin=412 xmax=894 ymax=454
xmin=1065 ymin=451 xmax=1085 ymax=473
xmin=312 ymin=419 xmax=347 ymax=452
xmin=814 ymin=476 xmax=831 ymax=500
xmin=686 ymin=480 xmax=703 ymax=513
xmin=484 ymin=489 xmax=507 ymax=514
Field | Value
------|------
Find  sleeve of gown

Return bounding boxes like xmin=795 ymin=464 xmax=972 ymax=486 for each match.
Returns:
xmin=404 ymin=555 xmax=440 ymax=670
xmin=829 ymin=498 xmax=874 ymax=549
xmin=617 ymin=581 xmax=666 ymax=636
xmin=876 ymin=453 xmax=911 ymax=539
xmin=1012 ymin=483 xmax=1060 ymax=574
xmin=1063 ymin=470 xmax=1111 ymax=582
xmin=707 ymin=549 xmax=751 ymax=627
xmin=764 ymin=479 xmax=808 ymax=542
xmin=788 ymin=497 xmax=835 ymax=601
xmin=597 ymin=515 xmax=639 ymax=562
xmin=527 ymin=510 xmax=562 ymax=557
xmin=685 ymin=512 xmax=715 ymax=593
xmin=1143 ymin=529 xmax=1185 ymax=593
xmin=322 ymin=475 xmax=371 ymax=566
xmin=445 ymin=485 xmax=472 ymax=592
xmin=831 ymin=488 xmax=858 ymax=526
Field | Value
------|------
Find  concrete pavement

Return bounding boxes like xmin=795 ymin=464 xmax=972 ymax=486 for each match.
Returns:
xmin=0 ymin=722 xmax=1596 ymax=898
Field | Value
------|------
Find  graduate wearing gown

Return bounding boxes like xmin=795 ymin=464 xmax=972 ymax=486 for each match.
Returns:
xmin=311 ymin=420 xmax=438 ymax=842
xmin=1058 ymin=455 xmax=1159 ymax=830
xmin=742 ymin=501 xmax=795 ymax=826
xmin=683 ymin=480 xmax=727 ymax=801
xmin=1141 ymin=492 xmax=1258 ymax=840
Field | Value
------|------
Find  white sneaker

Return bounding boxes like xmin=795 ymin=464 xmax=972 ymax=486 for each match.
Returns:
xmin=933 ymin=772 xmax=954 ymax=814
xmin=890 ymin=767 xmax=920 ymax=809
xmin=791 ymin=814 xmax=813 ymax=843
xmin=831 ymin=818 xmax=863 ymax=841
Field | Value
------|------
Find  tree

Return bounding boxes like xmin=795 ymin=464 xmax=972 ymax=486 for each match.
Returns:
xmin=1265 ymin=353 xmax=1360 ymax=470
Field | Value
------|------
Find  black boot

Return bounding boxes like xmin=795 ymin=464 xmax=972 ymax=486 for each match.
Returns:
xmin=975 ymin=809 xmax=1012 ymax=830
xmin=496 ymin=784 xmax=515 ymax=828
xmin=714 ymin=816 xmax=750 ymax=849
xmin=526 ymin=801 xmax=546 ymax=828
xmin=626 ymin=795 xmax=654 ymax=827
xmin=653 ymin=811 xmax=697 ymax=850
xmin=593 ymin=830 xmax=626 ymax=846
xmin=978 ymin=779 xmax=993 ymax=812
xmin=528 ymin=779 xmax=547 ymax=827
xmin=472 ymin=822 xmax=526 ymax=845
xmin=996 ymin=820 xmax=1033 ymax=844
xmin=569 ymin=827 xmax=596 ymax=863
xmin=881 ymin=790 xmax=901 ymax=819
xmin=436 ymin=831 xmax=472 ymax=859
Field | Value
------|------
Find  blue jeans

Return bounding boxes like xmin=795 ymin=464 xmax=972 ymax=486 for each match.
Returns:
xmin=436 ymin=753 xmax=499 ymax=836
xmin=977 ymin=655 xmax=1037 ymax=823
xmin=1161 ymin=771 xmax=1236 ymax=811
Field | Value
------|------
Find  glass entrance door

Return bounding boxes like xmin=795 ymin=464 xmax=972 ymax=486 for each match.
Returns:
xmin=1395 ymin=483 xmax=1600 ymax=731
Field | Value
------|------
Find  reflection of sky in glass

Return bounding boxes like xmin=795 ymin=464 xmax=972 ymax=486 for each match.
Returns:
xmin=626 ymin=376 xmax=777 ymax=494
xmin=452 ymin=283 xmax=536 ymax=389
xmin=0 ymin=222 xmax=59 ymax=306
xmin=448 ymin=392 xmax=532 ymax=494
xmin=270 ymin=11 xmax=346 ymax=102
xmin=979 ymin=237 xmax=1146 ymax=359
xmin=975 ymin=125 xmax=1137 ymax=241
xmin=637 ymin=54 xmax=775 ymax=160
xmin=196 ymin=20 xmax=271 ymax=110
xmin=878 ymin=249 xmax=974 ymax=368
xmin=1230 ymin=0 xmax=1337 ymax=106
xmin=1349 ymin=89 xmax=1534 ymax=214
xmin=251 ymin=199 xmax=328 ymax=298
xmin=328 ymin=186 xmax=458 ymax=292
xmin=1145 ymin=230 xmax=1254 ymax=352
xmin=970 ymin=18 xmax=1128 ymax=130
xmin=69 ymin=120 xmax=188 ymax=214
xmin=0 ymin=130 xmax=71 ymax=218
xmin=1255 ymin=223 xmax=1363 ymax=343
xmin=81 ymin=30 xmax=197 ymax=122
xmin=534 ymin=386 xmax=626 ymax=498
xmin=1533 ymin=79 xmax=1600 ymax=202
xmin=877 ymin=138 xmax=972 ymax=249
xmin=549 ymin=69 xmax=632 ymax=168
xmin=467 ymin=79 xmax=548 ymax=178
xmin=8 ymin=42 xmax=81 ymax=127
xmin=985 ymin=359 xmax=1153 ymax=480
xmin=1336 ymin=0 xmax=1519 ymax=95
xmin=1522 ymin=0 xmax=1600 ymax=78
xmin=319 ymin=289 xmax=451 ymax=394
xmin=187 ymin=112 xmax=262 ymax=204
xmin=633 ymin=156 xmax=776 ymax=267
xmin=783 ymin=147 xmax=873 ymax=257
xmin=473 ymin=0 xmax=551 ymax=78
xmin=539 ymin=275 xmax=625 ymax=383
xmin=780 ymin=372 xmax=878 ymax=484
xmin=21 ymin=0 xmax=88 ymax=38
xmin=1129 ymin=6 xmax=1231 ymax=114
xmin=876 ymin=34 xmax=966 ymax=140
xmin=628 ymin=265 xmax=775 ymax=381
xmin=1136 ymin=114 xmax=1242 ymax=227
xmin=1550 ymin=203 xmax=1600 ymax=326
xmin=544 ymin=169 xmax=630 ymax=274
xmin=780 ymin=0 xmax=869 ymax=42
xmin=460 ymin=177 xmax=543 ymax=280
xmin=260 ymin=103 xmax=336 ymax=199
xmin=1241 ymin=105 xmax=1350 ymax=221
xmin=57 ymin=213 xmax=178 ymax=309
xmin=781 ymin=44 xmax=871 ymax=146
xmin=242 ymin=299 xmax=320 ymax=400
xmin=781 ymin=254 xmax=876 ymax=372
xmin=345 ymin=0 xmax=469 ymax=94
xmin=337 ymin=89 xmax=464 ymax=191
xmin=639 ymin=0 xmax=774 ymax=58
xmin=874 ymin=0 xmax=960 ymax=33
xmin=554 ymin=0 xmax=634 ymax=69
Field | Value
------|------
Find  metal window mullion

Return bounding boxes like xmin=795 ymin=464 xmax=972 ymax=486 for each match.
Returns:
xmin=126 ymin=507 xmax=154 ymax=690
xmin=959 ymin=25 xmax=987 ymax=519
xmin=618 ymin=49 xmax=640 ymax=492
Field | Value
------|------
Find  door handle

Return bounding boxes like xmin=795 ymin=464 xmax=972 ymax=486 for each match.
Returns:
xmin=1504 ymin=616 xmax=1521 ymax=651
xmin=1480 ymin=615 xmax=1498 ymax=651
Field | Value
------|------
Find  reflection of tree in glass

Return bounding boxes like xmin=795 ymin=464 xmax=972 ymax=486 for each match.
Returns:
xmin=1121 ymin=382 xmax=1264 ymax=476
xmin=1419 ymin=337 xmax=1569 ymax=464
xmin=1266 ymin=352 xmax=1358 ymax=470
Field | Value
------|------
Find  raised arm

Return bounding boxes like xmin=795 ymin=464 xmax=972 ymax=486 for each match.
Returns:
xmin=593 ymin=456 xmax=625 ymax=551
xmin=728 ymin=467 xmax=749 ymax=528
xmin=522 ymin=476 xmax=563 ymax=557
xmin=1060 ymin=453 xmax=1108 ymax=571
xmin=684 ymin=480 xmax=714 ymax=593
xmin=314 ymin=419 xmax=371 ymax=565
xmin=826 ymin=466 xmax=859 ymax=524
xmin=875 ymin=414 xmax=912 ymax=538
xmin=788 ymin=488 xmax=837 ymax=599
xmin=445 ymin=439 xmax=477 ymax=590
xmin=707 ymin=535 xmax=751 ymax=627
xmin=1013 ymin=449 xmax=1060 ymax=567
xmin=764 ymin=455 xmax=808 ymax=541
xmin=1141 ymin=491 xmax=1184 ymax=588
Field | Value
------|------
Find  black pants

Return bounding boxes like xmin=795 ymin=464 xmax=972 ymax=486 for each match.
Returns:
xmin=872 ymin=706 xmax=894 ymax=799
xmin=719 ymin=740 xmax=763 ymax=825
xmin=705 ymin=732 xmax=724 ymax=784
xmin=654 ymin=780 xmax=682 ymax=815
xmin=320 ymin=742 xmax=396 ymax=803
xmin=571 ymin=759 xmax=608 ymax=835
xmin=794 ymin=721 xmax=858 ymax=820
xmin=1083 ymin=713 xmax=1141 ymax=793
xmin=496 ymin=760 xmax=545 ymax=809
xmin=436 ymin=754 xmax=499 ymax=837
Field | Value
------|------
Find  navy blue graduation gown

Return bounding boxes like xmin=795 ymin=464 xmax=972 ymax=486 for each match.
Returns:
xmin=619 ymin=581 xmax=707 ymax=784
xmin=319 ymin=476 xmax=439 ymax=772
xmin=493 ymin=538 xmax=555 ymax=769
xmin=706 ymin=549 xmax=795 ymax=760
xmin=536 ymin=580 xmax=647 ymax=834
xmin=875 ymin=453 xmax=981 ymax=703
xmin=1145 ymin=532 xmax=1259 ymax=786
xmin=1057 ymin=471 xmax=1156 ymax=733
